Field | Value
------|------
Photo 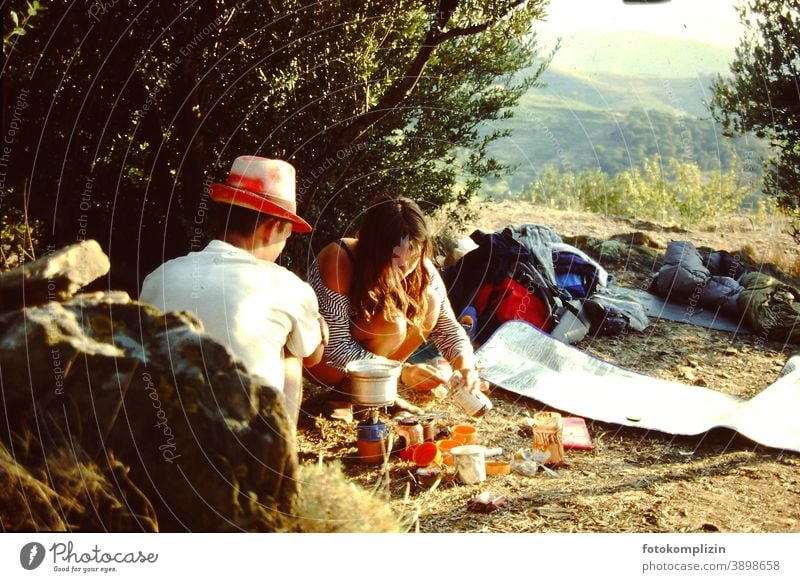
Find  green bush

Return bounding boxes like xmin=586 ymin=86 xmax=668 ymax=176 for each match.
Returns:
xmin=520 ymin=154 xmax=755 ymax=227
xmin=1 ymin=205 xmax=42 ymax=271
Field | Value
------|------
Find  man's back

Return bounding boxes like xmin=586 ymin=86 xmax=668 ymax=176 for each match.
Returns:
xmin=140 ymin=239 xmax=320 ymax=392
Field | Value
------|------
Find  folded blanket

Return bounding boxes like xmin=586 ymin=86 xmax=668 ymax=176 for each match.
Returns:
xmin=738 ymin=272 xmax=800 ymax=344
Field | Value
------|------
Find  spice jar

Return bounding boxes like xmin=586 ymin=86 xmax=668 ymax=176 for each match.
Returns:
xmin=420 ymin=416 xmax=438 ymax=441
xmin=531 ymin=411 xmax=564 ymax=466
xmin=396 ymin=417 xmax=423 ymax=450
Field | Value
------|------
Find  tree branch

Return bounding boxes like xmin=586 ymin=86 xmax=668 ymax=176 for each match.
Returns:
xmin=299 ymin=0 xmax=527 ymax=213
xmin=434 ymin=0 xmax=526 ymax=43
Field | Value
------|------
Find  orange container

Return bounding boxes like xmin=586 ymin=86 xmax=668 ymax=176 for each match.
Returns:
xmin=413 ymin=441 xmax=443 ymax=467
xmin=451 ymin=424 xmax=478 ymax=445
xmin=485 ymin=460 xmax=511 ymax=476
xmin=399 ymin=443 xmax=418 ymax=462
xmin=437 ymin=439 xmax=461 ymax=453
xmin=437 ymin=439 xmax=460 ymax=465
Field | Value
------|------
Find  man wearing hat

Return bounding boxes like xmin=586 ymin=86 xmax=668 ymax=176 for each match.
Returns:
xmin=140 ymin=156 xmax=327 ymax=426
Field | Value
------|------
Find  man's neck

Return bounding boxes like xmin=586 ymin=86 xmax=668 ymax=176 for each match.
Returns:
xmin=221 ymin=232 xmax=278 ymax=263
xmin=221 ymin=232 xmax=254 ymax=251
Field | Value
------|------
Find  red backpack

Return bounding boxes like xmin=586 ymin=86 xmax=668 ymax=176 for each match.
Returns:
xmin=473 ymin=275 xmax=553 ymax=333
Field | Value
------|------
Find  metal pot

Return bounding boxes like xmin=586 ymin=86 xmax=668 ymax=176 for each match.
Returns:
xmin=345 ymin=358 xmax=401 ymax=407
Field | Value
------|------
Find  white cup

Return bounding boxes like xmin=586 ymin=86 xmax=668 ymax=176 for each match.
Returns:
xmin=451 ymin=445 xmax=486 ymax=484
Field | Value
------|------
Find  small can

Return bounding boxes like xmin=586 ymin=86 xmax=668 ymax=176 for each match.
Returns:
xmin=397 ymin=418 xmax=423 ymax=449
xmin=449 ymin=375 xmax=493 ymax=418
xmin=420 ymin=417 xmax=437 ymax=441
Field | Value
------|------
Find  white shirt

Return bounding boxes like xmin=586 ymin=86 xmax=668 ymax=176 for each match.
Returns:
xmin=140 ymin=240 xmax=321 ymax=392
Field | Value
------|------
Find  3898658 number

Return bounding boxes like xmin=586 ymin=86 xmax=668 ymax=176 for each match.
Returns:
xmin=730 ymin=560 xmax=780 ymax=571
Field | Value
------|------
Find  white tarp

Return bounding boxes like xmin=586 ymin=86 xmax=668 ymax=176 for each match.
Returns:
xmin=476 ymin=321 xmax=800 ymax=453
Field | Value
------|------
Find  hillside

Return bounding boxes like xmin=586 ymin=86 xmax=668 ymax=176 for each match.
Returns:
xmin=483 ymin=32 xmax=768 ymax=196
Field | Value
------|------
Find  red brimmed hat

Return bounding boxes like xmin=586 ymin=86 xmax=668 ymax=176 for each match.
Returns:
xmin=210 ymin=155 xmax=312 ymax=233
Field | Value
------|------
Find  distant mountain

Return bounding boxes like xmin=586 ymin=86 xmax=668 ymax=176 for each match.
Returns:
xmin=528 ymin=67 xmax=717 ymax=117
xmin=483 ymin=32 xmax=766 ymax=196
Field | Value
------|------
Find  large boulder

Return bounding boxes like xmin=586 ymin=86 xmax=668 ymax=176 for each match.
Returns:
xmin=0 ymin=243 xmax=297 ymax=531
xmin=0 ymin=240 xmax=110 ymax=312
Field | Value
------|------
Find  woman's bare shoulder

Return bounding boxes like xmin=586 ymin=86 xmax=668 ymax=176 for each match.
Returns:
xmin=422 ymin=257 xmax=440 ymax=276
xmin=317 ymin=238 xmax=357 ymax=295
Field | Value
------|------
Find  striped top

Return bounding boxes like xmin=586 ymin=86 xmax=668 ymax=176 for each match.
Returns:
xmin=307 ymin=256 xmax=473 ymax=371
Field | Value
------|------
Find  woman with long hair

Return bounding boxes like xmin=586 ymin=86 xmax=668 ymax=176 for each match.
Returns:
xmin=306 ymin=195 xmax=481 ymax=397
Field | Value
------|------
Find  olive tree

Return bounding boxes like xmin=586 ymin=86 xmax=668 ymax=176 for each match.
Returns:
xmin=711 ymin=0 xmax=800 ymax=240
xmin=2 ymin=0 xmax=548 ymax=289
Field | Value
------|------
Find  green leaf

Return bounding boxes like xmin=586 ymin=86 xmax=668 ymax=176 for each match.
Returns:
xmin=10 ymin=11 xmax=18 ymax=26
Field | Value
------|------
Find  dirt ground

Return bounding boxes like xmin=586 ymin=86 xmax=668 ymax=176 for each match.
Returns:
xmin=295 ymin=202 xmax=800 ymax=533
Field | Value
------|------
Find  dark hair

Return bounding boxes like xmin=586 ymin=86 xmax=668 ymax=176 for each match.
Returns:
xmin=350 ymin=195 xmax=432 ymax=327
xmin=215 ymin=202 xmax=277 ymax=238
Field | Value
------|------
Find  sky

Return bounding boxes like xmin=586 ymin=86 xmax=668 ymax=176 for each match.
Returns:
xmin=540 ymin=0 xmax=745 ymax=49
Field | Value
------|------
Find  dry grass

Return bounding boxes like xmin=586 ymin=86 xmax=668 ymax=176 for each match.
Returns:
xmin=293 ymin=459 xmax=401 ymax=533
xmin=742 ymin=243 xmax=800 ymax=279
xmin=0 ymin=439 xmax=158 ymax=532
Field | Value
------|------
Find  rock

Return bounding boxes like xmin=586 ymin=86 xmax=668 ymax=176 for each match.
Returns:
xmin=0 ymin=292 xmax=297 ymax=531
xmin=0 ymin=240 xmax=109 ymax=313
xmin=598 ymin=240 xmax=628 ymax=262
xmin=611 ymin=231 xmax=665 ymax=249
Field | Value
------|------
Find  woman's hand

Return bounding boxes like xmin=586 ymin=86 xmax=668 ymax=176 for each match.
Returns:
xmin=457 ymin=367 xmax=483 ymax=395
xmin=454 ymin=367 xmax=490 ymax=395
xmin=400 ymin=362 xmax=447 ymax=391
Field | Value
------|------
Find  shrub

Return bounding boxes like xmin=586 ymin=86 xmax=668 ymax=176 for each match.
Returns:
xmin=292 ymin=460 xmax=400 ymax=533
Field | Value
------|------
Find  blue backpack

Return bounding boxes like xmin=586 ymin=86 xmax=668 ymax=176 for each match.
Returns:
xmin=552 ymin=251 xmax=602 ymax=299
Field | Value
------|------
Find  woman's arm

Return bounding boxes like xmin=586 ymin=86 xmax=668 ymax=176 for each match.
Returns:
xmin=426 ymin=264 xmax=481 ymax=391
xmin=428 ymin=265 xmax=474 ymax=365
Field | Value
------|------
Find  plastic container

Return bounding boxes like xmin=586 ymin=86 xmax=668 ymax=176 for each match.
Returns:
xmin=357 ymin=421 xmax=388 ymax=464
xmin=412 ymin=441 xmax=442 ymax=467
xmin=436 ymin=439 xmax=461 ymax=466
xmin=451 ymin=444 xmax=487 ymax=484
xmin=451 ymin=424 xmax=477 ymax=445
xmin=485 ymin=460 xmax=511 ymax=476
